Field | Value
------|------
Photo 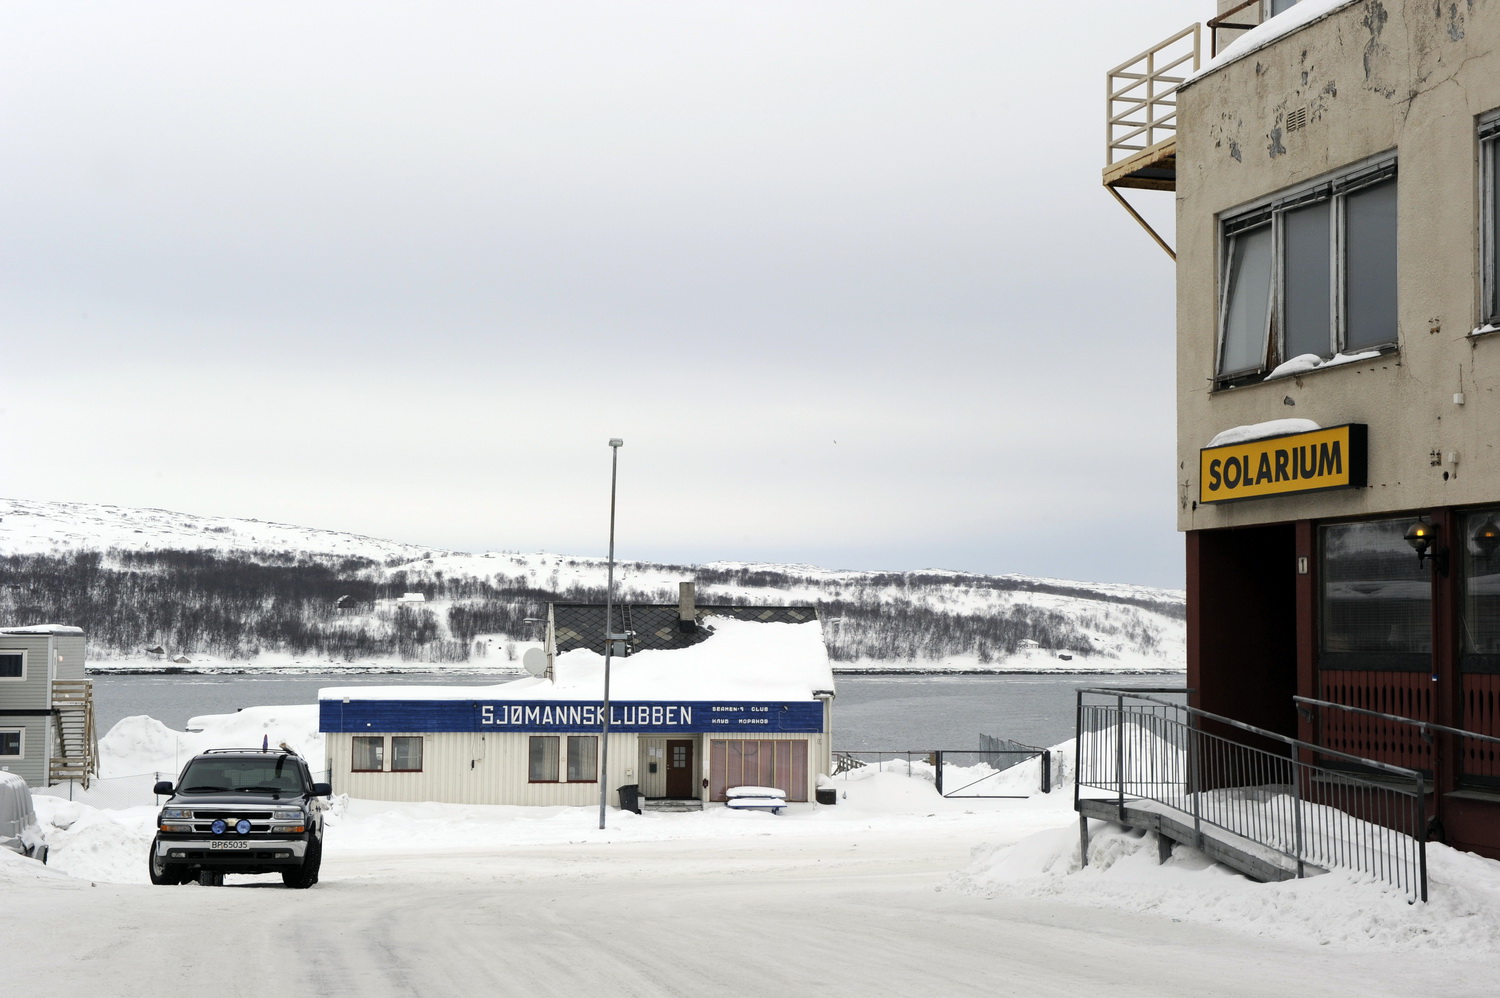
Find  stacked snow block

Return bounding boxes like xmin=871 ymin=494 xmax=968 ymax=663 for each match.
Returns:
xmin=724 ymin=786 xmax=788 ymax=814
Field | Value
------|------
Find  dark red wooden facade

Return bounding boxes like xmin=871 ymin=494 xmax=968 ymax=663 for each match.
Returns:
xmin=1188 ymin=509 xmax=1500 ymax=860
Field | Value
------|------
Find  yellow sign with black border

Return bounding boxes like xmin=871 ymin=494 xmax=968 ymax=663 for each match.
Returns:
xmin=1199 ymin=424 xmax=1367 ymax=504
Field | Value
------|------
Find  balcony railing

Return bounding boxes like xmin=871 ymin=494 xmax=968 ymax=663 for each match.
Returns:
xmin=1105 ymin=23 xmax=1200 ymax=172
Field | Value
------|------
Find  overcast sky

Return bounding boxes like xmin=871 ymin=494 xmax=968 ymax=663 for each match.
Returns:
xmin=0 ymin=1 xmax=1201 ymax=589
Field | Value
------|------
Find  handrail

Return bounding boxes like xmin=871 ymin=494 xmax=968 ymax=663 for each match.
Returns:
xmin=1206 ymin=0 xmax=1262 ymax=57
xmin=1076 ymin=688 xmax=1428 ymax=902
xmin=1295 ymin=695 xmax=1500 ymax=747
xmin=1080 ymin=687 xmax=1432 ymax=779
xmin=1105 ymin=23 xmax=1200 ymax=167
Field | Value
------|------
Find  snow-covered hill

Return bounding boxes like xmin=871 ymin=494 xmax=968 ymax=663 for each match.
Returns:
xmin=0 ymin=497 xmax=1185 ymax=674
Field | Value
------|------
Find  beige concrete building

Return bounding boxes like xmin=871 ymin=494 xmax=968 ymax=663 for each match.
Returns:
xmin=1108 ymin=0 xmax=1500 ymax=857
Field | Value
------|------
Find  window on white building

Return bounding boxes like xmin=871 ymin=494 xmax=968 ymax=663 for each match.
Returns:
xmin=391 ymin=736 xmax=423 ymax=772
xmin=529 ymin=736 xmax=559 ymax=782
xmin=1218 ymin=160 xmax=1397 ymax=386
xmin=566 ymin=736 xmax=598 ymax=782
xmin=352 ymin=736 xmax=384 ymax=772
xmin=0 ymin=729 xmax=22 ymax=757
xmin=0 ymin=651 xmax=24 ymax=680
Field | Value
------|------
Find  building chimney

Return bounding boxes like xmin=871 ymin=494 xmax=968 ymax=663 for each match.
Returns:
xmin=678 ymin=581 xmax=698 ymax=633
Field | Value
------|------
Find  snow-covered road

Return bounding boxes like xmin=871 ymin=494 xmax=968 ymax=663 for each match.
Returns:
xmin=5 ymin=825 xmax=1492 ymax=998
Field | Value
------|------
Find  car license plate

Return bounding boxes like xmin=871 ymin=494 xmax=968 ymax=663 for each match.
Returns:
xmin=209 ymin=839 xmax=249 ymax=850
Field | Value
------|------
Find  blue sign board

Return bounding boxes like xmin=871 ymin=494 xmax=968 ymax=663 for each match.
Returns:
xmin=320 ymin=699 xmax=824 ymax=735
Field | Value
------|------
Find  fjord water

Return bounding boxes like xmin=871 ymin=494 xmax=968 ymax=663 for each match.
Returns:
xmin=90 ymin=671 xmax=1184 ymax=751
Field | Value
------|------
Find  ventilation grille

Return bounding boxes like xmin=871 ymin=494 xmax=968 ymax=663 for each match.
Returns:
xmin=1286 ymin=106 xmax=1308 ymax=131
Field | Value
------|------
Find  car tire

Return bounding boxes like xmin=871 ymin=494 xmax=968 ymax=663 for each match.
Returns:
xmin=197 ymin=870 xmax=224 ymax=887
xmin=281 ymin=837 xmax=321 ymax=889
xmin=148 ymin=838 xmax=184 ymax=886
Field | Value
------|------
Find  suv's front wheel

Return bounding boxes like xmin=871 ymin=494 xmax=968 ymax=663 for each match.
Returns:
xmin=281 ymin=837 xmax=321 ymax=889
xmin=147 ymin=837 xmax=187 ymax=886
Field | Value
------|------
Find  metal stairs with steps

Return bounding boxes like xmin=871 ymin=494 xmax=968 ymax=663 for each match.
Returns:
xmin=49 ymin=679 xmax=99 ymax=788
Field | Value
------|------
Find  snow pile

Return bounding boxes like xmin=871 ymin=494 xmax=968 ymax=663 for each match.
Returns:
xmin=1207 ymin=419 xmax=1321 ymax=447
xmin=98 ymin=704 xmax=324 ymax=779
xmin=1264 ymin=350 xmax=1383 ymax=381
xmin=321 ymin=616 xmax=833 ymax=703
xmin=957 ymin=821 xmax=1500 ymax=954
xmin=29 ymin=798 xmax=157 ymax=884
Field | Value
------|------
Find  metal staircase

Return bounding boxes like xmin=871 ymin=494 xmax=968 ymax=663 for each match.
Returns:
xmin=49 ymin=679 xmax=99 ymax=788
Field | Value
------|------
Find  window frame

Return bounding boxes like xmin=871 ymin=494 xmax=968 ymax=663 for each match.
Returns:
xmin=391 ymin=735 xmax=423 ymax=773
xmin=1479 ymin=111 xmax=1500 ymax=327
xmin=1318 ymin=516 xmax=1433 ymax=672
xmin=0 ymin=650 xmax=26 ymax=681
xmin=0 ymin=728 xmax=23 ymax=758
xmin=565 ymin=735 xmax=599 ymax=783
xmin=351 ymin=735 xmax=386 ymax=773
xmin=528 ymin=735 xmax=560 ymax=783
xmin=1216 ymin=155 xmax=1398 ymax=389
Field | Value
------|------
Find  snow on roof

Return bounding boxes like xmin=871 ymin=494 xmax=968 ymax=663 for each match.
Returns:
xmin=0 ymin=625 xmax=84 ymax=636
xmin=1187 ymin=0 xmax=1358 ymax=85
xmin=321 ymin=616 xmax=832 ymax=703
xmin=1208 ymin=419 xmax=1322 ymax=448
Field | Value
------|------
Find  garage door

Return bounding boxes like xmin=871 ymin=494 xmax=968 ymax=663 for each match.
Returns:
xmin=709 ymin=740 xmax=808 ymax=801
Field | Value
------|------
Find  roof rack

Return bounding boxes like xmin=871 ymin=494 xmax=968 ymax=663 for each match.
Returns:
xmin=199 ymin=746 xmax=300 ymax=757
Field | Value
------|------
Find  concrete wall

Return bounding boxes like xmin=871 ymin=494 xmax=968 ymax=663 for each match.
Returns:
xmin=1176 ymin=0 xmax=1500 ymax=530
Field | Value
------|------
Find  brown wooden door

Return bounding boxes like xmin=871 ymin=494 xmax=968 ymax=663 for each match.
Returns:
xmin=665 ymin=739 xmax=695 ymax=798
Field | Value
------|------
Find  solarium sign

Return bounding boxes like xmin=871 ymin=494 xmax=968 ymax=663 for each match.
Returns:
xmin=1199 ymin=424 xmax=1367 ymax=504
xmin=319 ymin=699 xmax=825 ymax=734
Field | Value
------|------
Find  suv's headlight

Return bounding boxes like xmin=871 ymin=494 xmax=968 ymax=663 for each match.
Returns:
xmin=272 ymin=809 xmax=304 ymax=821
xmin=160 ymin=808 xmax=192 ymax=820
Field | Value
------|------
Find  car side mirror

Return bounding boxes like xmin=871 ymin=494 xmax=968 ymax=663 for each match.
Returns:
xmin=311 ymin=782 xmax=332 ymax=797
xmin=153 ymin=781 xmax=174 ymax=795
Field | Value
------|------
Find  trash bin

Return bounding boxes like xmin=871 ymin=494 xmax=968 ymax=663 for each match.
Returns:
xmin=617 ymin=784 xmax=641 ymax=814
xmin=815 ymin=787 xmax=837 ymax=806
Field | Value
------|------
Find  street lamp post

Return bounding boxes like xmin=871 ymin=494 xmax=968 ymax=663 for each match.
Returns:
xmin=599 ymin=438 xmax=624 ymax=829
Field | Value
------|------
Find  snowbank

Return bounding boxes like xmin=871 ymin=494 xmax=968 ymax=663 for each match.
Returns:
xmin=97 ymin=704 xmax=324 ymax=779
xmin=957 ymin=821 xmax=1500 ymax=955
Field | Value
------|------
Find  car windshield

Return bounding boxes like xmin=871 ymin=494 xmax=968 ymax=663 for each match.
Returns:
xmin=178 ymin=757 xmax=306 ymax=795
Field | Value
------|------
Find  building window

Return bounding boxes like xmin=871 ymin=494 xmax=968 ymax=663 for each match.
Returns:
xmin=1268 ymin=0 xmax=1299 ymax=16
xmin=0 ymin=729 xmax=22 ymax=758
xmin=1218 ymin=160 xmax=1397 ymax=387
xmin=352 ymin=736 xmax=385 ymax=772
xmin=391 ymin=736 xmax=423 ymax=772
xmin=1320 ymin=518 xmax=1431 ymax=669
xmin=1461 ymin=509 xmax=1500 ymax=658
xmin=1481 ymin=115 xmax=1500 ymax=325
xmin=529 ymin=736 xmax=559 ymax=782
xmin=566 ymin=736 xmax=598 ymax=782
xmin=0 ymin=651 xmax=24 ymax=680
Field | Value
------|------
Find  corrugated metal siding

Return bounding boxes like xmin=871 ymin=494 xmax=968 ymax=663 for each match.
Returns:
xmin=55 ymin=636 xmax=85 ymax=682
xmin=0 ymin=636 xmax=51 ymax=710
xmin=639 ymin=736 xmax=669 ymax=797
xmin=327 ymin=731 xmax=639 ymax=806
xmin=0 ymin=717 xmax=47 ymax=786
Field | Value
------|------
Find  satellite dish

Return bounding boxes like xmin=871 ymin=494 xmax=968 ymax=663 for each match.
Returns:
xmin=522 ymin=648 xmax=548 ymax=677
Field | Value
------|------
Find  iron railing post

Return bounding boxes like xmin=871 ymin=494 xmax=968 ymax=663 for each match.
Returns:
xmin=1291 ymin=753 xmax=1306 ymax=879
xmin=1116 ymin=691 xmax=1126 ymax=823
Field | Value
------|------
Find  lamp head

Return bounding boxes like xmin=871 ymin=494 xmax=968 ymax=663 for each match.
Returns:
xmin=1405 ymin=519 xmax=1447 ymax=573
xmin=1475 ymin=519 xmax=1500 ymax=560
xmin=608 ymin=438 xmax=623 ymax=448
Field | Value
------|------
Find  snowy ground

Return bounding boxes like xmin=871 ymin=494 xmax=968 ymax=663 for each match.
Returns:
xmin=5 ymin=708 xmax=1498 ymax=996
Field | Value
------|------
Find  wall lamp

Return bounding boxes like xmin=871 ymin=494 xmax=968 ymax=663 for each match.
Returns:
xmin=1474 ymin=519 xmax=1500 ymax=561
xmin=1404 ymin=519 xmax=1448 ymax=574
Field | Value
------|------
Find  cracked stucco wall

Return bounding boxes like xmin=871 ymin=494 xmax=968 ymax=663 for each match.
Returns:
xmin=1174 ymin=0 xmax=1500 ymax=532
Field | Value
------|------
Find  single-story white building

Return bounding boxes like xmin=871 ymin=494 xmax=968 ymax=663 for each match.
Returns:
xmin=320 ymin=590 xmax=833 ymax=808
